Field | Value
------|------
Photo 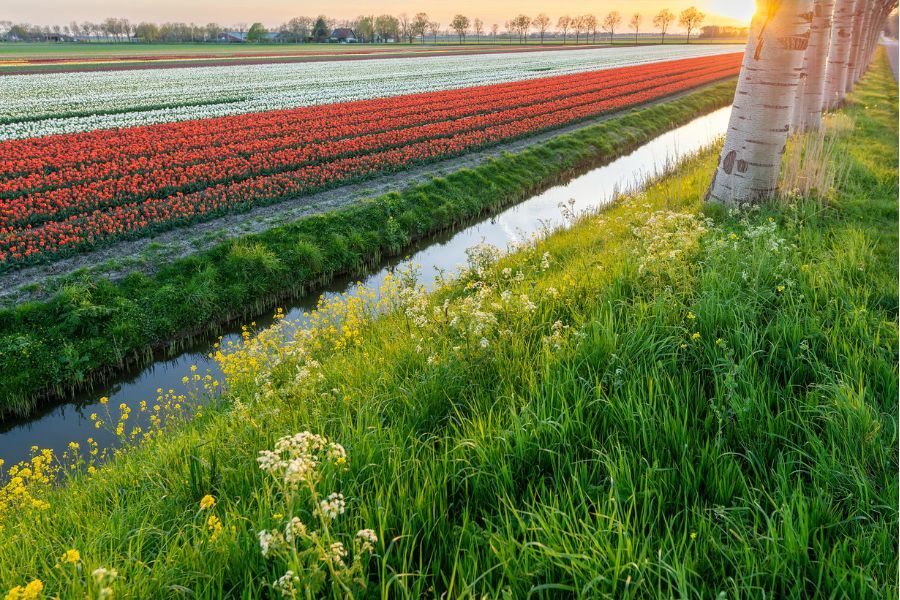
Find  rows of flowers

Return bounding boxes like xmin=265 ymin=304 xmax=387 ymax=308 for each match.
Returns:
xmin=0 ymin=45 xmax=740 ymax=140
xmin=0 ymin=54 xmax=742 ymax=269
xmin=0 ymin=54 xmax=724 ymax=180
xmin=0 ymin=55 xmax=740 ymax=230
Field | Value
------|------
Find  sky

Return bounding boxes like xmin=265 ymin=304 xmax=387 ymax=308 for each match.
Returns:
xmin=4 ymin=1 xmax=756 ymax=29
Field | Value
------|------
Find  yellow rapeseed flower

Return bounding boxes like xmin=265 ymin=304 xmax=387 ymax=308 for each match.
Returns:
xmin=4 ymin=579 xmax=44 ymax=600
xmin=61 ymin=548 xmax=80 ymax=564
xmin=206 ymin=514 xmax=223 ymax=541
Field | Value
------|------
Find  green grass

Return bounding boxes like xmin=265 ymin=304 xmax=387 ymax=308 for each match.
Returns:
xmin=0 ymin=52 xmax=895 ymax=598
xmin=0 ymin=81 xmax=738 ymax=418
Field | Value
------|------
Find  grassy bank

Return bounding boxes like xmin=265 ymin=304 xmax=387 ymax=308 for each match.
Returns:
xmin=0 ymin=81 xmax=738 ymax=418
xmin=0 ymin=53 xmax=895 ymax=598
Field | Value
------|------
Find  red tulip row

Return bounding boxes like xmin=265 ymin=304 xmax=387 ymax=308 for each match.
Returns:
xmin=0 ymin=55 xmax=742 ymax=231
xmin=0 ymin=55 xmax=741 ymax=268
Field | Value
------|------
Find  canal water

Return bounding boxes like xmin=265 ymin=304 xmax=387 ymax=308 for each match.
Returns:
xmin=0 ymin=106 xmax=732 ymax=468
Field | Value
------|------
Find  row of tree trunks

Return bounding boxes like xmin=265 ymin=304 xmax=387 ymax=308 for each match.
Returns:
xmin=706 ymin=0 xmax=814 ymax=204
xmin=707 ymin=0 xmax=895 ymax=205
xmin=824 ymin=0 xmax=857 ymax=109
xmin=857 ymin=0 xmax=897 ymax=79
xmin=794 ymin=0 xmax=835 ymax=129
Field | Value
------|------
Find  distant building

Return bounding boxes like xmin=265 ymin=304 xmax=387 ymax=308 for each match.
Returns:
xmin=329 ymin=28 xmax=358 ymax=43
xmin=46 ymin=33 xmax=74 ymax=42
xmin=219 ymin=31 xmax=289 ymax=43
xmin=219 ymin=31 xmax=248 ymax=43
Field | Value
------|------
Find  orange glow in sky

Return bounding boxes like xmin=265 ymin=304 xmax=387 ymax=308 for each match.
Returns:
xmin=6 ymin=1 xmax=756 ymax=28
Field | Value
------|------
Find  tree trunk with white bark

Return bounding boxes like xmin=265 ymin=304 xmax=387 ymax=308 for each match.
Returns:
xmin=706 ymin=0 xmax=815 ymax=205
xmin=845 ymin=0 xmax=873 ymax=91
xmin=858 ymin=1 xmax=897 ymax=79
xmin=824 ymin=0 xmax=857 ymax=108
xmin=793 ymin=0 xmax=835 ymax=129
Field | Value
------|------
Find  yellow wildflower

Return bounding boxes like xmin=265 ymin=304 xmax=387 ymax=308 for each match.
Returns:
xmin=199 ymin=495 xmax=216 ymax=510
xmin=206 ymin=514 xmax=223 ymax=541
xmin=5 ymin=579 xmax=44 ymax=600
xmin=691 ymin=332 xmax=701 ymax=341
xmin=61 ymin=549 xmax=80 ymax=564
xmin=776 ymin=285 xmax=785 ymax=293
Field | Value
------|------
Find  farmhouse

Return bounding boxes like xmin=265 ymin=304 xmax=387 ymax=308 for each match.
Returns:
xmin=329 ymin=28 xmax=358 ymax=43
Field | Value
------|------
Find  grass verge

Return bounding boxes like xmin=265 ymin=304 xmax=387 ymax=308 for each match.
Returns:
xmin=0 ymin=81 xmax=737 ymax=418
xmin=0 ymin=52 xmax=895 ymax=598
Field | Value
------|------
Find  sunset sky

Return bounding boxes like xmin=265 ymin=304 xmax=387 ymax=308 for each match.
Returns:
xmin=5 ymin=1 xmax=756 ymax=28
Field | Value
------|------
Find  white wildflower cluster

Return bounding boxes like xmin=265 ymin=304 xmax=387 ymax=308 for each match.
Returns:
xmin=632 ymin=210 xmax=711 ymax=278
xmin=447 ymin=288 xmax=499 ymax=341
xmin=398 ymin=283 xmax=430 ymax=329
xmin=258 ymin=529 xmax=287 ymax=558
xmin=540 ymin=252 xmax=552 ymax=271
xmin=743 ymin=218 xmax=788 ymax=253
xmin=328 ymin=541 xmax=348 ymax=568
xmin=293 ymin=358 xmax=321 ymax=386
xmin=464 ymin=242 xmax=505 ymax=278
xmin=385 ymin=237 xmax=560 ymax=362
xmin=356 ymin=528 xmax=378 ymax=545
xmin=285 ymin=517 xmax=307 ymax=543
xmin=318 ymin=492 xmax=346 ymax=521
xmin=274 ymin=570 xmax=300 ymax=598
xmin=253 ymin=432 xmax=378 ymax=596
xmin=257 ymin=431 xmax=347 ymax=490
xmin=92 ymin=567 xmax=118 ymax=599
xmin=542 ymin=320 xmax=571 ymax=351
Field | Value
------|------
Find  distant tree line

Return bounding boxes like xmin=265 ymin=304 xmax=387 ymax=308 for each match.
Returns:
xmin=0 ymin=8 xmax=741 ymax=44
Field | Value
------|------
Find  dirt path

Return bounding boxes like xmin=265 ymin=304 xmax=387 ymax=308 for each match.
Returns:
xmin=0 ymin=82 xmax=732 ymax=306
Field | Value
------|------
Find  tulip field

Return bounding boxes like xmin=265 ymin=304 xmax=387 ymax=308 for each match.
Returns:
xmin=0 ymin=48 xmax=741 ymax=270
xmin=0 ymin=45 xmax=737 ymax=139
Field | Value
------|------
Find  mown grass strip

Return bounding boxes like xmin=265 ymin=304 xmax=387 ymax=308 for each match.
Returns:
xmin=0 ymin=53 xmax=894 ymax=598
xmin=0 ymin=82 xmax=739 ymax=417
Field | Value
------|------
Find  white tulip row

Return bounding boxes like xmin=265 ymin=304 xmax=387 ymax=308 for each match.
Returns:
xmin=0 ymin=45 xmax=739 ymax=141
